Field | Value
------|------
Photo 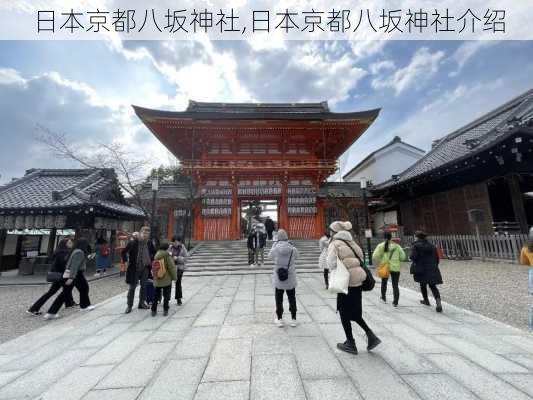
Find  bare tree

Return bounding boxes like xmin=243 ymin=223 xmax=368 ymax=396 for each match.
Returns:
xmin=35 ymin=124 xmax=151 ymax=217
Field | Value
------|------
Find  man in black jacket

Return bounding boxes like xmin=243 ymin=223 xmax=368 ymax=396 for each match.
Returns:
xmin=265 ymin=216 xmax=275 ymax=240
xmin=121 ymin=226 xmax=156 ymax=313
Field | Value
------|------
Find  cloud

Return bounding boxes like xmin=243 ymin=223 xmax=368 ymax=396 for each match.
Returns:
xmin=371 ymin=46 xmax=445 ymax=95
xmin=369 ymin=59 xmax=395 ymax=75
xmin=449 ymin=41 xmax=499 ymax=77
xmin=0 ymin=67 xmax=168 ymax=183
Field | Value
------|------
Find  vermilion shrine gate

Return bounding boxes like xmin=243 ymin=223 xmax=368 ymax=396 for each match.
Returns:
xmin=134 ymin=101 xmax=379 ymax=240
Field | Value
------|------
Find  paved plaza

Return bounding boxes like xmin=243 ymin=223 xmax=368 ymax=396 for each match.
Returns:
xmin=0 ymin=273 xmax=532 ymax=400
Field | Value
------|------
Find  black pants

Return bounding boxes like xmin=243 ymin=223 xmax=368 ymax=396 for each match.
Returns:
xmin=338 ymin=287 xmax=372 ymax=342
xmin=127 ymin=268 xmax=149 ymax=308
xmin=175 ymin=269 xmax=184 ymax=300
xmin=48 ymin=272 xmax=90 ymax=314
xmin=267 ymin=230 xmax=273 ymax=240
xmin=381 ymin=271 xmax=400 ymax=304
xmin=152 ymin=285 xmax=171 ymax=312
xmin=420 ymin=283 xmax=440 ymax=301
xmin=323 ymin=269 xmax=329 ymax=288
xmin=248 ymin=249 xmax=255 ymax=265
xmin=29 ymin=280 xmax=74 ymax=312
xmin=275 ymin=288 xmax=297 ymax=319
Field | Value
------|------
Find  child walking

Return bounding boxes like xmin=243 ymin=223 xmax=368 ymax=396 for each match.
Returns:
xmin=151 ymin=241 xmax=177 ymax=317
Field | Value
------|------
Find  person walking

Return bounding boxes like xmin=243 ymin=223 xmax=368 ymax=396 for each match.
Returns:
xmin=121 ymin=226 xmax=156 ymax=314
xmin=268 ymin=229 xmax=299 ymax=327
xmin=94 ymin=237 xmax=111 ymax=277
xmin=151 ymin=241 xmax=177 ymax=317
xmin=373 ymin=232 xmax=406 ymax=307
xmin=27 ymin=238 xmax=76 ymax=316
xmin=318 ymin=232 xmax=331 ymax=289
xmin=44 ymin=238 xmax=94 ymax=319
xmin=254 ymin=223 xmax=267 ymax=266
xmin=327 ymin=221 xmax=381 ymax=354
xmin=265 ymin=216 xmax=275 ymax=240
xmin=410 ymin=231 xmax=443 ymax=313
xmin=169 ymin=236 xmax=188 ymax=305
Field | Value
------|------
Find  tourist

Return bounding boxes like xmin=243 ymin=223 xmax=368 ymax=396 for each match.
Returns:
xmin=265 ymin=216 xmax=275 ymax=240
xmin=318 ymin=231 xmax=331 ymax=289
xmin=44 ymin=238 xmax=95 ymax=319
xmin=121 ymin=226 xmax=156 ymax=314
xmin=327 ymin=221 xmax=381 ymax=354
xmin=254 ymin=222 xmax=267 ymax=266
xmin=247 ymin=228 xmax=257 ymax=266
xmin=169 ymin=236 xmax=188 ymax=305
xmin=410 ymin=231 xmax=443 ymax=313
xmin=27 ymin=238 xmax=76 ymax=316
xmin=151 ymin=241 xmax=177 ymax=317
xmin=373 ymin=232 xmax=406 ymax=306
xmin=94 ymin=237 xmax=111 ymax=277
xmin=268 ymin=229 xmax=299 ymax=327
xmin=520 ymin=227 xmax=533 ymax=266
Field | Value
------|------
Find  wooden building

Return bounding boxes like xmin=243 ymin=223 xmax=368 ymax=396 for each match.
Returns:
xmin=375 ymin=89 xmax=533 ymax=235
xmin=0 ymin=169 xmax=145 ymax=271
xmin=134 ymin=101 xmax=379 ymax=240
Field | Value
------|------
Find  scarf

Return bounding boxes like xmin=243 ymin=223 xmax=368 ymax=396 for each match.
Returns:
xmin=136 ymin=239 xmax=150 ymax=271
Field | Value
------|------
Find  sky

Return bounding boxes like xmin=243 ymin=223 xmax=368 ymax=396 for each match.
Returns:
xmin=1 ymin=38 xmax=533 ymax=184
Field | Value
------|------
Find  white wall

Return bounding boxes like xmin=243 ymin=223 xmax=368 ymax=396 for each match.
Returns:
xmin=344 ymin=143 xmax=424 ymax=185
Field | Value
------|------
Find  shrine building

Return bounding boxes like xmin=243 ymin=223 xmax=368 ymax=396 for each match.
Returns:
xmin=134 ymin=101 xmax=379 ymax=240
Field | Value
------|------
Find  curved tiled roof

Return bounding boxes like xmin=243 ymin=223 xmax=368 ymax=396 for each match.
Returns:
xmin=0 ymin=169 xmax=145 ymax=218
xmin=377 ymin=88 xmax=533 ymax=189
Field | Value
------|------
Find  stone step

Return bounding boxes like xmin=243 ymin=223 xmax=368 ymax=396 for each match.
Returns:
xmin=184 ymin=268 xmax=322 ymax=277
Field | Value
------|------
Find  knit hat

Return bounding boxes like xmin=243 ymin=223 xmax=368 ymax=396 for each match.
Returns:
xmin=277 ymin=229 xmax=289 ymax=241
xmin=329 ymin=221 xmax=352 ymax=233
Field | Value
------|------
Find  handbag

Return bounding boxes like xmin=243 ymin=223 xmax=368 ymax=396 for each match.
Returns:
xmin=46 ymin=271 xmax=63 ymax=283
xmin=277 ymin=249 xmax=293 ymax=282
xmin=328 ymin=256 xmax=350 ymax=294
xmin=377 ymin=247 xmax=397 ymax=279
xmin=337 ymin=239 xmax=375 ymax=292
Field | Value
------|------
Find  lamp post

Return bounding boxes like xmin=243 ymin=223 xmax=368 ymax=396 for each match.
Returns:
xmin=151 ymin=174 xmax=159 ymax=242
xmin=360 ymin=178 xmax=373 ymax=266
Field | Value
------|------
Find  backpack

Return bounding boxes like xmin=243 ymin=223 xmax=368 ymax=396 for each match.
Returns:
xmin=101 ymin=244 xmax=110 ymax=257
xmin=151 ymin=258 xmax=167 ymax=279
xmin=276 ymin=249 xmax=293 ymax=282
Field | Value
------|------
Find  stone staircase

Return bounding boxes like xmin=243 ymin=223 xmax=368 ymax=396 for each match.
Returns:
xmin=184 ymin=240 xmax=322 ymax=276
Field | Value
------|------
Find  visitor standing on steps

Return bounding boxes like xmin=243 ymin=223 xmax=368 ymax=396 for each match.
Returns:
xmin=327 ymin=221 xmax=381 ymax=355
xmin=410 ymin=231 xmax=444 ymax=313
xmin=169 ymin=236 xmax=188 ymax=305
xmin=265 ymin=216 xmax=275 ymax=240
xmin=268 ymin=229 xmax=299 ymax=327
xmin=373 ymin=232 xmax=406 ymax=307
xmin=247 ymin=228 xmax=257 ymax=266
xmin=318 ymin=231 xmax=331 ymax=289
xmin=121 ymin=226 xmax=156 ymax=314
xmin=254 ymin=222 xmax=267 ymax=266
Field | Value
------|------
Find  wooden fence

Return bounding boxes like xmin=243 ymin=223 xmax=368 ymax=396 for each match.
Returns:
xmin=401 ymin=234 xmax=529 ymax=263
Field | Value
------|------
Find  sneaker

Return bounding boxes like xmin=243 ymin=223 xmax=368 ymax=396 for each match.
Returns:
xmin=125 ymin=306 xmax=132 ymax=314
xmin=436 ymin=299 xmax=443 ymax=313
xmin=81 ymin=305 xmax=95 ymax=311
xmin=367 ymin=332 xmax=382 ymax=351
xmin=337 ymin=340 xmax=358 ymax=354
xmin=151 ymin=310 xmax=157 ymax=317
xmin=163 ymin=309 xmax=169 ymax=316
xmin=290 ymin=318 xmax=297 ymax=327
xmin=43 ymin=313 xmax=59 ymax=320
xmin=138 ymin=303 xmax=149 ymax=310
xmin=274 ymin=317 xmax=284 ymax=327
xmin=392 ymin=302 xmax=398 ymax=307
xmin=26 ymin=310 xmax=42 ymax=316
xmin=93 ymin=272 xmax=101 ymax=278
xmin=420 ymin=299 xmax=431 ymax=306
xmin=177 ymin=299 xmax=182 ymax=306
xmin=380 ymin=296 xmax=386 ymax=303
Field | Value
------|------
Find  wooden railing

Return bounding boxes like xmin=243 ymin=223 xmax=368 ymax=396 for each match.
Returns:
xmin=182 ymin=159 xmax=337 ymax=171
xmin=402 ymin=234 xmax=529 ymax=263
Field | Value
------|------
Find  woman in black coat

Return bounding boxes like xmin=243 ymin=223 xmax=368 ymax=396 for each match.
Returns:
xmin=27 ymin=238 xmax=76 ymax=315
xmin=410 ymin=231 xmax=443 ymax=313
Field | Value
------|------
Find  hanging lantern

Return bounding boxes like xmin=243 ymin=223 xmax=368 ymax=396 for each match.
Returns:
xmin=34 ymin=215 xmax=44 ymax=229
xmin=4 ymin=216 xmax=14 ymax=230
xmin=15 ymin=215 xmax=25 ymax=230
xmin=44 ymin=215 xmax=55 ymax=229
xmin=55 ymin=215 xmax=67 ymax=229
xmin=24 ymin=215 xmax=34 ymax=229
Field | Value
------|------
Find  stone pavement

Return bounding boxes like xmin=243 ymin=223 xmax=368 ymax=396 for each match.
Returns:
xmin=0 ymin=273 xmax=532 ymax=400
